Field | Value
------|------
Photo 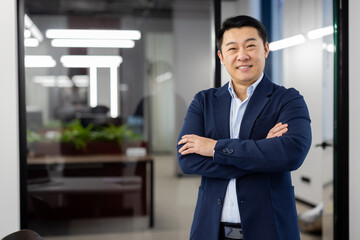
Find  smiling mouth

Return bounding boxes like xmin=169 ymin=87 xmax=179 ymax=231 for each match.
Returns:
xmin=236 ymin=65 xmax=252 ymax=69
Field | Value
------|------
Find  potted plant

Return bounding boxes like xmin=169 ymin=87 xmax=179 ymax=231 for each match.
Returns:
xmin=28 ymin=119 xmax=145 ymax=156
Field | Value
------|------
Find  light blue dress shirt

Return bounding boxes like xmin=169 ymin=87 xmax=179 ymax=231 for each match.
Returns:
xmin=220 ymin=73 xmax=264 ymax=223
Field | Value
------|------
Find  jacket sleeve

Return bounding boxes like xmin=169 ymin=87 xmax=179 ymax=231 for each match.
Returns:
xmin=177 ymin=93 xmax=251 ymax=179
xmin=213 ymin=89 xmax=312 ymax=172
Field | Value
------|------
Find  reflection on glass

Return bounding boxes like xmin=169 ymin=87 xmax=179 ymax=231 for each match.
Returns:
xmin=24 ymin=6 xmax=152 ymax=237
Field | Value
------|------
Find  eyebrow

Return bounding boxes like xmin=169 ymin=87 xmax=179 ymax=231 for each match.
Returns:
xmin=225 ymin=38 xmax=258 ymax=47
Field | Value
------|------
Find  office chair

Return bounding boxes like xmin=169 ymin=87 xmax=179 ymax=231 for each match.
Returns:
xmin=1 ymin=229 xmax=44 ymax=240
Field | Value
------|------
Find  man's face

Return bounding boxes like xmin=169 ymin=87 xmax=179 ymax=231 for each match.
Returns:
xmin=218 ymin=27 xmax=269 ymax=86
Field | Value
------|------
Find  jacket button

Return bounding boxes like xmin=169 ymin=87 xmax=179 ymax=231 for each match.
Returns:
xmin=223 ymin=148 xmax=234 ymax=154
xmin=217 ymin=199 xmax=222 ymax=205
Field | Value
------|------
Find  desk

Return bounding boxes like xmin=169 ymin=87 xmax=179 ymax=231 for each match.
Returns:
xmin=28 ymin=154 xmax=153 ymax=165
xmin=27 ymin=155 xmax=154 ymax=227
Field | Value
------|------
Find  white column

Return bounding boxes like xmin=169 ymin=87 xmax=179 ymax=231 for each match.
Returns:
xmin=89 ymin=66 xmax=97 ymax=107
xmin=349 ymin=0 xmax=360 ymax=239
xmin=0 ymin=0 xmax=20 ymax=237
xmin=110 ymin=66 xmax=119 ymax=118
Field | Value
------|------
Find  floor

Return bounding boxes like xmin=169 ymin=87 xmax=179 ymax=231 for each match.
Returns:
xmin=42 ymin=154 xmax=322 ymax=240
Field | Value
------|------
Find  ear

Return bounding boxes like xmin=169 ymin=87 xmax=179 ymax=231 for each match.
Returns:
xmin=217 ymin=50 xmax=224 ymax=63
xmin=264 ymin=42 xmax=270 ymax=58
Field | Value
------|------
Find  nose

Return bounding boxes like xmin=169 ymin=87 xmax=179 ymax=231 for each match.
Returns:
xmin=236 ymin=49 xmax=249 ymax=61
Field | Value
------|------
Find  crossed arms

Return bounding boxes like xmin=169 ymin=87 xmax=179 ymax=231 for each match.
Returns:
xmin=178 ymin=122 xmax=288 ymax=157
xmin=176 ymin=90 xmax=312 ymax=179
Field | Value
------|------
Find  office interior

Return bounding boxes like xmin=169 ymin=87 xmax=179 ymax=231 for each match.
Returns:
xmin=1 ymin=0 xmax=360 ymax=239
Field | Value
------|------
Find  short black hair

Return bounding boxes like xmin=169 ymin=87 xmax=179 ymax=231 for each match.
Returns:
xmin=216 ymin=15 xmax=268 ymax=52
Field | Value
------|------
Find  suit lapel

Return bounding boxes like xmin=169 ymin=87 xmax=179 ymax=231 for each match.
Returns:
xmin=212 ymin=83 xmax=231 ymax=139
xmin=239 ymin=75 xmax=274 ymax=139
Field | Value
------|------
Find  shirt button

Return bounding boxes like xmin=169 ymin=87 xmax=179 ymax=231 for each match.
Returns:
xmin=217 ymin=199 xmax=222 ymax=205
xmin=231 ymin=202 xmax=234 ymax=207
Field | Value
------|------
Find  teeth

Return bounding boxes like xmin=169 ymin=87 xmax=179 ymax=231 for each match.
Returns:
xmin=237 ymin=66 xmax=250 ymax=69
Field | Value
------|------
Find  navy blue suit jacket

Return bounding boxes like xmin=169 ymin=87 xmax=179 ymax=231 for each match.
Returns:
xmin=177 ymin=75 xmax=312 ymax=240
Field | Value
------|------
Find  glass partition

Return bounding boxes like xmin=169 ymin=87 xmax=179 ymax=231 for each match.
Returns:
xmin=23 ymin=0 xmax=213 ymax=237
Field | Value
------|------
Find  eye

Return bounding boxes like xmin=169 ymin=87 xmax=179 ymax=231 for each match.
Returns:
xmin=228 ymin=47 xmax=236 ymax=51
xmin=247 ymin=44 xmax=256 ymax=48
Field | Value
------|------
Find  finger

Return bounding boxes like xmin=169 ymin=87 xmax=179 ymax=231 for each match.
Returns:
xmin=267 ymin=127 xmax=286 ymax=138
xmin=274 ymin=122 xmax=283 ymax=127
xmin=274 ymin=127 xmax=288 ymax=137
xmin=180 ymin=148 xmax=195 ymax=155
xmin=268 ymin=123 xmax=282 ymax=134
xmin=182 ymin=134 xmax=197 ymax=139
xmin=280 ymin=127 xmax=288 ymax=135
xmin=178 ymin=143 xmax=195 ymax=153
xmin=273 ymin=123 xmax=287 ymax=131
xmin=271 ymin=123 xmax=288 ymax=134
xmin=178 ymin=138 xmax=188 ymax=145
xmin=277 ymin=126 xmax=288 ymax=134
xmin=272 ymin=122 xmax=283 ymax=130
xmin=179 ymin=135 xmax=198 ymax=144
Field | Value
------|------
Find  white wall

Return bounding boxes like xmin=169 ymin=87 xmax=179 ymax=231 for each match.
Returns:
xmin=349 ymin=0 xmax=360 ymax=239
xmin=0 ymin=0 xmax=20 ymax=238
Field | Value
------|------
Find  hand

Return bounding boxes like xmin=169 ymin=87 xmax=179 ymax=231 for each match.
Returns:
xmin=266 ymin=122 xmax=288 ymax=139
xmin=178 ymin=134 xmax=217 ymax=157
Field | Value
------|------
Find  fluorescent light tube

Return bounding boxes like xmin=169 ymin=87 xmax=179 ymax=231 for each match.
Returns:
xmin=269 ymin=34 xmax=306 ymax=51
xmin=60 ymin=55 xmax=122 ymax=118
xmin=51 ymin=39 xmax=135 ymax=48
xmin=307 ymin=26 xmax=333 ymax=39
xmin=33 ymin=76 xmax=73 ymax=88
xmin=46 ymin=29 xmax=141 ymax=40
xmin=89 ymin=67 xmax=97 ymax=107
xmin=24 ymin=30 xmax=31 ymax=38
xmin=25 ymin=38 xmax=39 ymax=47
xmin=24 ymin=14 xmax=43 ymax=42
xmin=25 ymin=55 xmax=56 ymax=68
xmin=110 ymin=66 xmax=119 ymax=118
xmin=73 ymin=75 xmax=89 ymax=87
xmin=60 ymin=55 xmax=123 ymax=68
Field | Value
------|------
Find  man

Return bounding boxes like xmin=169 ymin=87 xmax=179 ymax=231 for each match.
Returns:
xmin=177 ymin=15 xmax=311 ymax=240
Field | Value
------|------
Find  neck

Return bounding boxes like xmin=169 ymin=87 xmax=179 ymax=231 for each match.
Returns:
xmin=231 ymin=80 xmax=255 ymax=101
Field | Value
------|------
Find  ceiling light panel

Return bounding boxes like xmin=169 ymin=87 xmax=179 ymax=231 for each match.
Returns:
xmin=60 ymin=55 xmax=123 ymax=68
xmin=46 ymin=29 xmax=141 ymax=40
xmin=25 ymin=38 xmax=39 ymax=47
xmin=269 ymin=34 xmax=306 ymax=51
xmin=25 ymin=55 xmax=56 ymax=68
xmin=307 ymin=26 xmax=334 ymax=40
xmin=51 ymin=39 xmax=135 ymax=48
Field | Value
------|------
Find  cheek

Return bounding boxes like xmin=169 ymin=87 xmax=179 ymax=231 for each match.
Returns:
xmin=255 ymin=55 xmax=266 ymax=66
xmin=223 ymin=56 xmax=235 ymax=65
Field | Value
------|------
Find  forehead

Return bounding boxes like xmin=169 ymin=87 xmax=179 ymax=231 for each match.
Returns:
xmin=222 ymin=27 xmax=261 ymax=44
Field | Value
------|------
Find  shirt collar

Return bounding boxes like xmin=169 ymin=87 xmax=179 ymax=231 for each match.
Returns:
xmin=228 ymin=72 xmax=264 ymax=99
